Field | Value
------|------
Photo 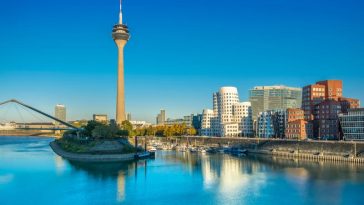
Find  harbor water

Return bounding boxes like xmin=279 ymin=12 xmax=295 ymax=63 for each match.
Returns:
xmin=1 ymin=136 xmax=364 ymax=205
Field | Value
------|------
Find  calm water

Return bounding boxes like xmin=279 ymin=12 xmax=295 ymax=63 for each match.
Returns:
xmin=1 ymin=137 xmax=364 ymax=205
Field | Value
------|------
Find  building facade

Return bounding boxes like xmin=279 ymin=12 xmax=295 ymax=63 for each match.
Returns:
xmin=156 ymin=110 xmax=166 ymax=125
xmin=233 ymin=102 xmax=254 ymax=137
xmin=285 ymin=108 xmax=312 ymax=140
xmin=257 ymin=111 xmax=275 ymax=138
xmin=314 ymin=100 xmax=342 ymax=140
xmin=93 ymin=114 xmax=108 ymax=123
xmin=249 ymin=86 xmax=302 ymax=122
xmin=201 ymin=87 xmax=253 ymax=137
xmin=339 ymin=108 xmax=364 ymax=141
xmin=55 ymin=104 xmax=66 ymax=127
xmin=302 ymin=80 xmax=342 ymax=120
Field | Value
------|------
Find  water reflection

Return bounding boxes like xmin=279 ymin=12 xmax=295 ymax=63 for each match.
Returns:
xmin=2 ymin=137 xmax=364 ymax=205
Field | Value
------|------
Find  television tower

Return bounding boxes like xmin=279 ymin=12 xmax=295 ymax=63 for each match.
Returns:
xmin=112 ymin=0 xmax=130 ymax=125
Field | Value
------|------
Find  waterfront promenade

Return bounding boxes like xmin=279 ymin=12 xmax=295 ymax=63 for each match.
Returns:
xmin=167 ymin=136 xmax=364 ymax=164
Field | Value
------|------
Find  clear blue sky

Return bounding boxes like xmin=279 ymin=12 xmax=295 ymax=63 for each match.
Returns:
xmin=0 ymin=0 xmax=363 ymax=123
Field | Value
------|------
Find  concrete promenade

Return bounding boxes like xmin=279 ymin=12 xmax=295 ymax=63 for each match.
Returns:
xmin=50 ymin=141 xmax=136 ymax=162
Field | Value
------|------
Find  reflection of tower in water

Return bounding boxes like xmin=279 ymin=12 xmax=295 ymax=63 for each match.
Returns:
xmin=117 ymin=171 xmax=125 ymax=202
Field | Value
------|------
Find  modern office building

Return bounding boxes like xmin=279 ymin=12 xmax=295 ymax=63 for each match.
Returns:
xmin=93 ymin=114 xmax=108 ymax=123
xmin=112 ymin=0 xmax=130 ymax=125
xmin=314 ymin=100 xmax=342 ymax=140
xmin=55 ymin=104 xmax=66 ymax=126
xmin=249 ymin=86 xmax=302 ymax=121
xmin=339 ymin=108 xmax=364 ymax=141
xmin=156 ymin=110 xmax=166 ymax=125
xmin=202 ymin=87 xmax=253 ymax=137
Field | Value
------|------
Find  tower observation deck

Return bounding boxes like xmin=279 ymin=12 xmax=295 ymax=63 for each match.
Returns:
xmin=112 ymin=0 xmax=130 ymax=125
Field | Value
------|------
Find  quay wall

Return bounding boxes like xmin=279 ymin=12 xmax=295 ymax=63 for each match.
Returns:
xmin=50 ymin=141 xmax=136 ymax=162
xmin=169 ymin=136 xmax=364 ymax=163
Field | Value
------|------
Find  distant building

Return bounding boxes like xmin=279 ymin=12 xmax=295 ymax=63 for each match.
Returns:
xmin=192 ymin=114 xmax=203 ymax=133
xmin=164 ymin=114 xmax=194 ymax=127
xmin=156 ymin=110 xmax=166 ymax=125
xmin=55 ymin=104 xmax=66 ymax=126
xmin=93 ymin=114 xmax=108 ymax=123
xmin=249 ymin=85 xmax=302 ymax=122
xmin=339 ymin=108 xmax=364 ymax=141
xmin=127 ymin=113 xmax=132 ymax=121
xmin=130 ymin=121 xmax=151 ymax=128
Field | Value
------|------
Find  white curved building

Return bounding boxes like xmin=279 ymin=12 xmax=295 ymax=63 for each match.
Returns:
xmin=201 ymin=87 xmax=253 ymax=137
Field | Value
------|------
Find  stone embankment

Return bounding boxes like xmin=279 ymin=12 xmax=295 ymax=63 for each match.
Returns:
xmin=172 ymin=136 xmax=364 ymax=164
xmin=50 ymin=141 xmax=136 ymax=162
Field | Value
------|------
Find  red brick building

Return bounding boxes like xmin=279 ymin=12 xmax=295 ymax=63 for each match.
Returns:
xmin=285 ymin=119 xmax=312 ymax=140
xmin=339 ymin=97 xmax=360 ymax=113
xmin=285 ymin=108 xmax=312 ymax=140
xmin=301 ymin=80 xmax=359 ymax=140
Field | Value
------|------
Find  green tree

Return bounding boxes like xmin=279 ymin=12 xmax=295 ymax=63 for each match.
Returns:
xmin=92 ymin=125 xmax=114 ymax=139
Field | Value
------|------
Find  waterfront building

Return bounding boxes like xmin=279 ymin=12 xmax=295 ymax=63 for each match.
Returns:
xmin=302 ymin=80 xmax=360 ymax=139
xmin=192 ymin=114 xmax=203 ymax=134
xmin=201 ymin=109 xmax=215 ymax=136
xmin=55 ymin=104 xmax=66 ymax=126
xmin=272 ymin=109 xmax=288 ymax=138
xmin=156 ymin=110 xmax=166 ymax=125
xmin=257 ymin=111 xmax=275 ymax=138
xmin=93 ymin=114 xmax=108 ymax=124
xmin=257 ymin=109 xmax=288 ymax=138
xmin=249 ymin=85 xmax=302 ymax=122
xmin=112 ymin=0 xmax=130 ymax=125
xmin=201 ymin=87 xmax=253 ymax=137
xmin=287 ymin=108 xmax=305 ymax=122
xmin=302 ymin=80 xmax=342 ymax=120
xmin=285 ymin=108 xmax=312 ymax=140
xmin=339 ymin=97 xmax=360 ymax=113
xmin=314 ymin=100 xmax=342 ymax=140
xmin=339 ymin=108 xmax=364 ymax=141
xmin=233 ymin=102 xmax=254 ymax=137
xmin=285 ymin=119 xmax=312 ymax=140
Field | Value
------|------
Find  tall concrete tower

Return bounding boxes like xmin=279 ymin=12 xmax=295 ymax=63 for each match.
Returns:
xmin=112 ymin=0 xmax=130 ymax=125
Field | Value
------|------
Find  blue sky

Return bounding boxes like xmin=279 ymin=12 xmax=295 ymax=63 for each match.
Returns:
xmin=0 ymin=0 xmax=363 ymax=123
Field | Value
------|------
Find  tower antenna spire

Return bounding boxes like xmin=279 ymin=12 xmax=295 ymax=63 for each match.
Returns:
xmin=119 ymin=0 xmax=123 ymax=24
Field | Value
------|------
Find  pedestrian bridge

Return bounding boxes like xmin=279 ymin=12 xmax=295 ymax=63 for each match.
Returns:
xmin=0 ymin=99 xmax=80 ymax=131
